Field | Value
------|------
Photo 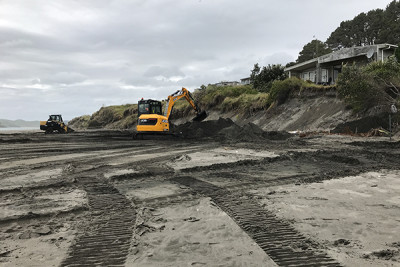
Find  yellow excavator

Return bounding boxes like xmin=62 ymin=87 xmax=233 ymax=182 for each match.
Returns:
xmin=135 ymin=87 xmax=207 ymax=139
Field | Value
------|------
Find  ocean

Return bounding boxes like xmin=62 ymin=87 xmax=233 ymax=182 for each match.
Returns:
xmin=0 ymin=127 xmax=39 ymax=132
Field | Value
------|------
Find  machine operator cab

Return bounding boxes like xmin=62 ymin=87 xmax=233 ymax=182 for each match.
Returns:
xmin=40 ymin=114 xmax=73 ymax=134
xmin=48 ymin=114 xmax=63 ymax=122
xmin=137 ymin=99 xmax=169 ymax=133
xmin=138 ymin=99 xmax=162 ymax=117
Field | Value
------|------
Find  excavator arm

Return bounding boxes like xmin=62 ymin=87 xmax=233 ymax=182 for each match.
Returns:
xmin=164 ymin=87 xmax=207 ymax=121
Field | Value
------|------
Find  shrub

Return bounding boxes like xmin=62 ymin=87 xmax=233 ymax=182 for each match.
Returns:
xmin=337 ymin=59 xmax=400 ymax=112
xmin=364 ymin=57 xmax=400 ymax=81
xmin=221 ymin=93 xmax=270 ymax=113
xmin=268 ymin=77 xmax=303 ymax=105
xmin=336 ymin=65 xmax=374 ymax=111
xmin=200 ymin=85 xmax=257 ymax=109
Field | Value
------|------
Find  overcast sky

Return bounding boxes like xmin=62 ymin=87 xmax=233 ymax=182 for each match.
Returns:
xmin=0 ymin=0 xmax=394 ymax=120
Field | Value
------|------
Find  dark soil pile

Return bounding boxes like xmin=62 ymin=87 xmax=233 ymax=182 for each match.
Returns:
xmin=332 ymin=115 xmax=390 ymax=134
xmin=173 ymin=118 xmax=235 ymax=139
xmin=218 ymin=122 xmax=265 ymax=142
xmin=173 ymin=118 xmax=292 ymax=142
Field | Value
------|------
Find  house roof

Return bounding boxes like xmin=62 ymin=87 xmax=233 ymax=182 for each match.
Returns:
xmin=285 ymin=58 xmax=317 ymax=72
xmin=285 ymin=43 xmax=398 ymax=72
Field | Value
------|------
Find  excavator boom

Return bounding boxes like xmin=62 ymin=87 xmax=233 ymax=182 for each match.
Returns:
xmin=164 ymin=87 xmax=207 ymax=121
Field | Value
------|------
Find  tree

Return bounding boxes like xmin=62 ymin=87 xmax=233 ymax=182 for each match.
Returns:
xmin=395 ymin=45 xmax=400 ymax=62
xmin=378 ymin=0 xmax=400 ymax=44
xmin=250 ymin=63 xmax=261 ymax=88
xmin=250 ymin=64 xmax=287 ymax=92
xmin=296 ymin=39 xmax=332 ymax=63
xmin=326 ymin=20 xmax=354 ymax=50
xmin=326 ymin=1 xmax=400 ymax=50
xmin=365 ymin=9 xmax=385 ymax=45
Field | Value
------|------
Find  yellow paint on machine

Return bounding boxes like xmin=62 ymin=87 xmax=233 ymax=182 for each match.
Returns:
xmin=136 ymin=114 xmax=169 ymax=132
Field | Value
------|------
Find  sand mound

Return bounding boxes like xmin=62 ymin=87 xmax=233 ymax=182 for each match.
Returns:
xmin=173 ymin=118 xmax=292 ymax=142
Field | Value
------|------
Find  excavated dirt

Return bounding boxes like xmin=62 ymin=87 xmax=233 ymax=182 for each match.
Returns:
xmin=332 ymin=114 xmax=391 ymax=134
xmin=173 ymin=118 xmax=292 ymax=142
xmin=0 ymin=127 xmax=400 ymax=266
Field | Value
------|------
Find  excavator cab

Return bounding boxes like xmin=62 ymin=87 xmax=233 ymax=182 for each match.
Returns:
xmin=138 ymin=99 xmax=163 ymax=117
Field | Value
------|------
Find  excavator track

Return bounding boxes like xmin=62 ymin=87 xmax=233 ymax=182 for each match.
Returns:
xmin=172 ymin=176 xmax=342 ymax=267
xmin=61 ymin=176 xmax=136 ymax=267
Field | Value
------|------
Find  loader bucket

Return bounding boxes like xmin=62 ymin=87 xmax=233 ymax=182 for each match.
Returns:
xmin=193 ymin=111 xmax=207 ymax=122
xmin=66 ymin=126 xmax=75 ymax=133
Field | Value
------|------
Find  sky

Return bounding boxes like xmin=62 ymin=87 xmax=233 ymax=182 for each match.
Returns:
xmin=0 ymin=0 xmax=394 ymax=120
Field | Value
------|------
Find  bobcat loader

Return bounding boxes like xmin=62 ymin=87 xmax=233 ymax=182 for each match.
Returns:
xmin=40 ymin=114 xmax=74 ymax=134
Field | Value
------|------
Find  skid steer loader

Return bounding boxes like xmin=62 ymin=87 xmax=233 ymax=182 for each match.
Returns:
xmin=40 ymin=114 xmax=74 ymax=134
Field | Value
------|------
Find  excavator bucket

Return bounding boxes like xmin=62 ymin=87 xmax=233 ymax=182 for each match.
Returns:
xmin=193 ymin=111 xmax=207 ymax=122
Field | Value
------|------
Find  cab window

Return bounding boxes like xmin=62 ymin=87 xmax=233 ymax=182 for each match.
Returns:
xmin=151 ymin=102 xmax=162 ymax=114
xmin=139 ymin=103 xmax=149 ymax=113
xmin=50 ymin=115 xmax=61 ymax=121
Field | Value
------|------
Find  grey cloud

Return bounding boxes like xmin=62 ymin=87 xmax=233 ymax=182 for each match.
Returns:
xmin=144 ymin=66 xmax=185 ymax=79
xmin=43 ymin=72 xmax=87 ymax=85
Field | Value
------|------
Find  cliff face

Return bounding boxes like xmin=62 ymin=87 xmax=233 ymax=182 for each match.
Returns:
xmin=69 ymin=93 xmax=355 ymax=132
xmin=69 ymin=91 xmax=396 ymax=134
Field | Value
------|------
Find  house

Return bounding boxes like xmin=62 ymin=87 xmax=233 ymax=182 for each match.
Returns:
xmin=285 ymin=44 xmax=398 ymax=84
xmin=240 ymin=77 xmax=251 ymax=85
xmin=212 ymin=81 xmax=240 ymax=87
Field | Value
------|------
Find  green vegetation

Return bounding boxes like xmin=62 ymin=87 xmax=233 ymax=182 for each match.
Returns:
xmin=220 ymin=93 xmax=270 ymax=114
xmin=337 ymin=57 xmax=400 ymax=112
xmin=194 ymin=78 xmax=332 ymax=114
xmin=268 ymin=78 xmax=302 ymax=105
xmin=201 ymin=84 xmax=258 ymax=107
xmin=92 ymin=104 xmax=138 ymax=128
xmin=395 ymin=45 xmax=400 ymax=62
xmin=250 ymin=64 xmax=287 ymax=92
xmin=68 ymin=115 xmax=91 ymax=129
xmin=69 ymin=104 xmax=138 ymax=129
